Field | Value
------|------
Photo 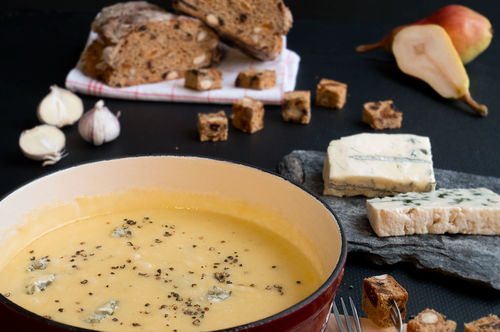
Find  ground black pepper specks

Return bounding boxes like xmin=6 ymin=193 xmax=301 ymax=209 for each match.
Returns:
xmin=4 ymin=210 xmax=317 ymax=330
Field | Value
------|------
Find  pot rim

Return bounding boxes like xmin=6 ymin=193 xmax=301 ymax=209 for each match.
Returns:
xmin=0 ymin=155 xmax=348 ymax=331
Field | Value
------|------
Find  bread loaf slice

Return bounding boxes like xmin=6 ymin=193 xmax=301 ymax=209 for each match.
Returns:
xmin=78 ymin=1 xmax=221 ymax=87
xmin=172 ymin=0 xmax=292 ymax=61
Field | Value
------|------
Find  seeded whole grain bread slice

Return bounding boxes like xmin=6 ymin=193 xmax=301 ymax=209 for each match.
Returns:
xmin=78 ymin=1 xmax=221 ymax=87
xmin=172 ymin=0 xmax=293 ymax=61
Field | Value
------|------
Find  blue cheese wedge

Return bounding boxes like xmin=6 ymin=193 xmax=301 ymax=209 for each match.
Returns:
xmin=367 ymin=188 xmax=500 ymax=236
xmin=323 ymin=133 xmax=436 ymax=197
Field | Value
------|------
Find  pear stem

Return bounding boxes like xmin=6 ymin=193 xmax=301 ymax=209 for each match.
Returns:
xmin=355 ymin=41 xmax=384 ymax=53
xmin=460 ymin=93 xmax=488 ymax=117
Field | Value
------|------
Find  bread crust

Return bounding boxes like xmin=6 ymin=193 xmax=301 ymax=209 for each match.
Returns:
xmin=78 ymin=1 xmax=221 ymax=87
xmin=231 ymin=97 xmax=265 ymax=133
xmin=464 ymin=314 xmax=500 ymax=332
xmin=362 ymin=274 xmax=408 ymax=328
xmin=407 ymin=309 xmax=456 ymax=332
xmin=235 ymin=69 xmax=276 ymax=90
xmin=172 ymin=0 xmax=293 ymax=61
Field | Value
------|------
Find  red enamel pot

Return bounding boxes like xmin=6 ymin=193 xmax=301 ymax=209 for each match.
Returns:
xmin=0 ymin=156 xmax=347 ymax=331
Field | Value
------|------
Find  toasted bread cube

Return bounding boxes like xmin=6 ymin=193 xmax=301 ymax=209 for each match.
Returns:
xmin=408 ymin=309 xmax=457 ymax=332
xmin=185 ymin=68 xmax=223 ymax=91
xmin=465 ymin=314 xmax=500 ymax=332
xmin=362 ymin=100 xmax=402 ymax=130
xmin=316 ymin=78 xmax=347 ymax=109
xmin=235 ymin=69 xmax=276 ymax=90
xmin=231 ymin=97 xmax=264 ymax=134
xmin=282 ymin=91 xmax=311 ymax=124
xmin=197 ymin=111 xmax=228 ymax=142
xmin=362 ymin=274 xmax=408 ymax=328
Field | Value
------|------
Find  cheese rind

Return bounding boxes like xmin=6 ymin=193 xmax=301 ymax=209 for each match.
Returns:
xmin=366 ymin=188 xmax=500 ymax=236
xmin=323 ymin=133 xmax=436 ymax=197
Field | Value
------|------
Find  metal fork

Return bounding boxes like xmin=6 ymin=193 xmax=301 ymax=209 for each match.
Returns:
xmin=390 ymin=300 xmax=403 ymax=332
xmin=332 ymin=297 xmax=362 ymax=332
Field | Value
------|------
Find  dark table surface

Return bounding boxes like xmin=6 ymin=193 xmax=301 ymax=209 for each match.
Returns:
xmin=1 ymin=0 xmax=499 ymax=329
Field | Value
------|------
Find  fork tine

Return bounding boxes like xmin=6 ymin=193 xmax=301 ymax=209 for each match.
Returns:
xmin=341 ymin=297 xmax=355 ymax=332
xmin=349 ymin=297 xmax=362 ymax=332
xmin=391 ymin=300 xmax=403 ymax=332
xmin=390 ymin=310 xmax=397 ymax=325
xmin=333 ymin=297 xmax=363 ymax=332
xmin=333 ymin=300 xmax=347 ymax=332
xmin=390 ymin=304 xmax=396 ymax=323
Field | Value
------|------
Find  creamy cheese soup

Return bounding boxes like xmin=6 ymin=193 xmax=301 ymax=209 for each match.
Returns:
xmin=0 ymin=190 xmax=324 ymax=331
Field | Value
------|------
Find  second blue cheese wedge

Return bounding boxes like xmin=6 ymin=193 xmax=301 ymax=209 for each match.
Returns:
xmin=323 ymin=133 xmax=436 ymax=197
xmin=367 ymin=188 xmax=500 ymax=236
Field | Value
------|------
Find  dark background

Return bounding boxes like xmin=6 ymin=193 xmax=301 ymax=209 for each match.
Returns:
xmin=1 ymin=0 xmax=499 ymax=329
xmin=2 ymin=0 xmax=499 ymax=24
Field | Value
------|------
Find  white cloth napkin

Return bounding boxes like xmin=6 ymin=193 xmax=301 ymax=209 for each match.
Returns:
xmin=65 ymin=35 xmax=300 ymax=105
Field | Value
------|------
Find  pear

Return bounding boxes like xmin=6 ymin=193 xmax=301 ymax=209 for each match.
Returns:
xmin=356 ymin=5 xmax=493 ymax=64
xmin=392 ymin=24 xmax=487 ymax=116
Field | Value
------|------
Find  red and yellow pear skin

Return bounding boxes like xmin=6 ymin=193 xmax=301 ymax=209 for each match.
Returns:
xmin=356 ymin=5 xmax=493 ymax=64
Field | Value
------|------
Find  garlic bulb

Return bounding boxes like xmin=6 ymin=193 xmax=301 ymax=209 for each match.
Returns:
xmin=19 ymin=124 xmax=67 ymax=166
xmin=78 ymin=100 xmax=121 ymax=146
xmin=37 ymin=85 xmax=83 ymax=127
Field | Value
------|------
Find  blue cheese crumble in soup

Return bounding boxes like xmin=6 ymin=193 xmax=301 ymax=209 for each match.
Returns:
xmin=0 ymin=191 xmax=323 ymax=331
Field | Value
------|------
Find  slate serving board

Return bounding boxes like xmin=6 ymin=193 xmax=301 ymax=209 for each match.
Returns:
xmin=278 ymin=150 xmax=500 ymax=290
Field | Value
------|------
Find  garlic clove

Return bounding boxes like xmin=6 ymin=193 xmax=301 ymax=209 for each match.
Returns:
xmin=19 ymin=124 xmax=67 ymax=166
xmin=78 ymin=100 xmax=121 ymax=146
xmin=37 ymin=85 xmax=83 ymax=128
